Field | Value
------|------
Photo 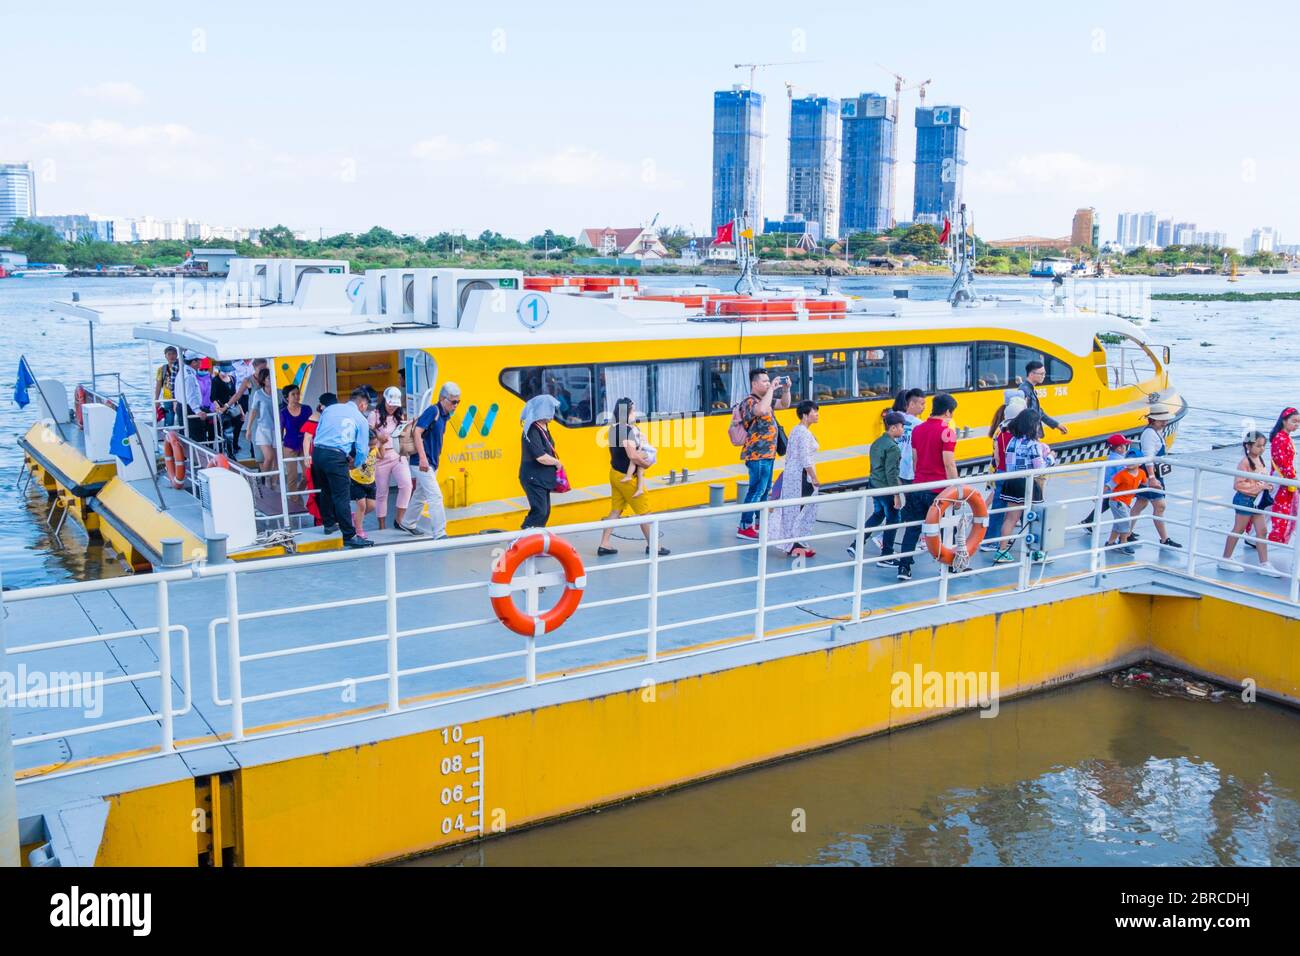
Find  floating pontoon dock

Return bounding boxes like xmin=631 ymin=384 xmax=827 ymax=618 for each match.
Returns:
xmin=4 ymin=447 xmax=1298 ymax=866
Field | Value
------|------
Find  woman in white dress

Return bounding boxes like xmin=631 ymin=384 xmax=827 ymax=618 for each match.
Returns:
xmin=769 ymin=400 xmax=821 ymax=558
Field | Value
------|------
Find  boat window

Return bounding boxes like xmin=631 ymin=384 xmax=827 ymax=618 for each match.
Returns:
xmin=975 ymin=343 xmax=1009 ymax=389
xmin=899 ymin=346 xmax=931 ymax=393
xmin=1097 ymin=334 xmax=1156 ymax=387
xmin=754 ymin=354 xmax=805 ymax=404
xmin=1011 ymin=346 xmax=1046 ymax=387
xmin=855 ymin=347 xmax=893 ymax=398
xmin=809 ymin=351 xmax=854 ymax=404
xmin=706 ymin=357 xmax=751 ymax=411
xmin=598 ymin=364 xmax=650 ymax=422
xmin=935 ymin=345 xmax=971 ymax=391
xmin=651 ymin=360 xmax=704 ymax=418
xmin=500 ymin=365 xmax=595 ymax=426
xmin=1047 ymin=357 xmax=1073 ymax=384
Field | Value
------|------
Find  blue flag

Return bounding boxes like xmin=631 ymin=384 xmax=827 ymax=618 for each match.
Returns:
xmin=110 ymin=398 xmax=135 ymax=466
xmin=13 ymin=356 xmax=35 ymax=408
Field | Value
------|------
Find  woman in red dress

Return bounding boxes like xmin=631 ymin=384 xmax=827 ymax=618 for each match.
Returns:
xmin=299 ymin=394 xmax=337 ymax=525
xmin=1267 ymin=407 xmax=1300 ymax=544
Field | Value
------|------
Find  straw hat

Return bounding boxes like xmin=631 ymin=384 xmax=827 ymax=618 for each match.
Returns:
xmin=1146 ymin=402 xmax=1176 ymax=421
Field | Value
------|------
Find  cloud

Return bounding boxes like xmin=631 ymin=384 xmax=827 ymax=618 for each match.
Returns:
xmin=410 ymin=135 xmax=499 ymax=161
xmin=969 ymin=151 xmax=1140 ymax=195
xmin=493 ymin=146 xmax=681 ymax=192
xmin=37 ymin=119 xmax=197 ymax=148
xmin=78 ymin=81 xmax=145 ymax=106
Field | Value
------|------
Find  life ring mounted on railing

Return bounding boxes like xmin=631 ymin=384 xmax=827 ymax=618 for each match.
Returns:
xmin=162 ymin=431 xmax=186 ymax=489
xmin=489 ymin=532 xmax=586 ymax=637
xmin=924 ymin=485 xmax=989 ymax=570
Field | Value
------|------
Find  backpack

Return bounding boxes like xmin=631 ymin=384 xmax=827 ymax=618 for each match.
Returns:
xmin=728 ymin=401 xmax=749 ymax=447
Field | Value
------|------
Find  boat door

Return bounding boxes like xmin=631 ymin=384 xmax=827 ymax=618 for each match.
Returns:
xmin=403 ymin=349 xmax=438 ymax=414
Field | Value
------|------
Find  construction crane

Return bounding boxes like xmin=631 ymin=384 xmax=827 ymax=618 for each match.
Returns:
xmin=734 ymin=60 xmax=820 ymax=90
xmin=876 ymin=64 xmax=933 ymax=120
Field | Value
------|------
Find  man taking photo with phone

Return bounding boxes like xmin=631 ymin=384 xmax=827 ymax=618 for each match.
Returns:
xmin=736 ymin=368 xmax=792 ymax=540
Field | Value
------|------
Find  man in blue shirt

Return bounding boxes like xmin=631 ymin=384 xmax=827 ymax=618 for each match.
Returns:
xmin=310 ymin=386 xmax=374 ymax=547
xmin=401 ymin=382 xmax=460 ymax=538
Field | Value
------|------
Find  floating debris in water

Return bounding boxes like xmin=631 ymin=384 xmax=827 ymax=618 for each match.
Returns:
xmin=1200 ymin=341 xmax=1213 ymax=346
xmin=1111 ymin=665 xmax=1228 ymax=702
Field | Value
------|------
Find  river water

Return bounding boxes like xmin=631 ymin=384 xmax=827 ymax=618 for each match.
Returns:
xmin=2 ymin=272 xmax=1298 ymax=867
xmin=411 ymin=679 xmax=1300 ymax=867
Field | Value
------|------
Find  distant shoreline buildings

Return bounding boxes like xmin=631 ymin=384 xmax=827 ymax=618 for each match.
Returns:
xmin=710 ymin=85 xmax=967 ymax=241
xmin=0 ymin=162 xmax=37 ymax=232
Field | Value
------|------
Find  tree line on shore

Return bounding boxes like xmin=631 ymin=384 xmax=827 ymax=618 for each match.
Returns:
xmin=2 ymin=218 xmax=1286 ymax=275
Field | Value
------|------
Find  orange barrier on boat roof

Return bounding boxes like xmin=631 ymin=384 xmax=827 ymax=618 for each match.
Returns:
xmin=636 ymin=294 xmax=708 ymax=308
xmin=718 ymin=298 xmax=800 ymax=315
xmin=524 ymin=276 xmax=569 ymax=291
xmin=582 ymin=276 xmax=639 ymax=290
xmin=804 ymin=299 xmax=848 ymax=313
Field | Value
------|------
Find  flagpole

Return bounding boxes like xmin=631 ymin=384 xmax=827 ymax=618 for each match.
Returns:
xmin=20 ymin=356 xmax=69 ymax=443
xmin=121 ymin=393 xmax=167 ymax=511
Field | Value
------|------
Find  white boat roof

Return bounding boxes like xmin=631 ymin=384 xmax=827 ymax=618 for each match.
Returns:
xmin=129 ymin=287 xmax=1149 ymax=362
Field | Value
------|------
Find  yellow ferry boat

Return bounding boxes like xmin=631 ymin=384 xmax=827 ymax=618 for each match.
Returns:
xmin=26 ymin=257 xmax=1183 ymax=555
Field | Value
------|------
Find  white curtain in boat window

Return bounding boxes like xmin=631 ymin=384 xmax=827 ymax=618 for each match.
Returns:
xmin=901 ymin=347 xmax=931 ymax=392
xmin=602 ymin=364 xmax=649 ymax=419
xmin=729 ymin=357 xmax=752 ymax=405
xmin=655 ymin=361 xmax=702 ymax=415
xmin=935 ymin=345 xmax=970 ymax=391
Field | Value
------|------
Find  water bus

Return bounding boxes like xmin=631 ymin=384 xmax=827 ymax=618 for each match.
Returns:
xmin=17 ymin=249 xmax=1182 ymax=568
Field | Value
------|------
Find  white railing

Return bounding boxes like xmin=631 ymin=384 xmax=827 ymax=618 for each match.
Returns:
xmin=3 ymin=453 xmax=1298 ymax=782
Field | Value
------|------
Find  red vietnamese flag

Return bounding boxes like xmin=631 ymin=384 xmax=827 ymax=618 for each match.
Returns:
xmin=937 ymin=217 xmax=951 ymax=244
xmin=714 ymin=220 xmax=735 ymax=244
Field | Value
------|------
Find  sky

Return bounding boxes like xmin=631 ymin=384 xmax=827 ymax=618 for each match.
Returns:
xmin=2 ymin=0 xmax=1297 ymax=245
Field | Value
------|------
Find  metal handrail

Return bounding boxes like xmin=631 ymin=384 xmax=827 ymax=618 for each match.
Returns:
xmin=4 ymin=452 xmax=1299 ymax=782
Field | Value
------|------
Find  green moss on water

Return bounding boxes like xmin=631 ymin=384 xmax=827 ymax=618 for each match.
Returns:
xmin=1150 ymin=291 xmax=1300 ymax=302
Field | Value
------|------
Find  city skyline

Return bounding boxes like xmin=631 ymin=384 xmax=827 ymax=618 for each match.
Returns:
xmin=2 ymin=1 xmax=1296 ymax=243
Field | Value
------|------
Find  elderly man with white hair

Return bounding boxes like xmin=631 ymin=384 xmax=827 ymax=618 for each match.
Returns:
xmin=400 ymin=382 xmax=461 ymax=538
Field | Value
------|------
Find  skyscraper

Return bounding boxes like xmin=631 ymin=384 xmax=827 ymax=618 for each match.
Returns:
xmin=1071 ymin=208 xmax=1095 ymax=248
xmin=711 ymin=88 xmax=764 ymax=234
xmin=1137 ymin=211 xmax=1157 ymax=247
xmin=912 ymin=105 xmax=967 ymax=225
xmin=1156 ymin=219 xmax=1173 ymax=248
xmin=0 ymin=162 xmax=37 ymax=233
xmin=786 ymin=95 xmax=840 ymax=241
xmin=1173 ymin=222 xmax=1196 ymax=245
xmin=839 ymin=93 xmax=896 ymax=235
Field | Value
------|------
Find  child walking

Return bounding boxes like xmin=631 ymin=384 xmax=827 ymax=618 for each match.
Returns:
xmin=1105 ymin=459 xmax=1148 ymax=555
xmin=348 ymin=429 xmax=380 ymax=540
xmin=1220 ymin=431 xmax=1279 ymax=575
xmin=850 ymin=411 xmax=906 ymax=564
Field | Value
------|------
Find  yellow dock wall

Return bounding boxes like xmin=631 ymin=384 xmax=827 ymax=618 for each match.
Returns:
xmin=80 ymin=589 xmax=1298 ymax=866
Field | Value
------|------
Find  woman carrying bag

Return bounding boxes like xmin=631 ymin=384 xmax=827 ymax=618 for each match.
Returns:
xmin=519 ymin=395 xmax=566 ymax=529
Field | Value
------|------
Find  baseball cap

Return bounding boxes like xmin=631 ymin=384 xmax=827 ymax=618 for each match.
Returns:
xmin=1106 ymin=434 xmax=1130 ymax=448
xmin=383 ymin=386 xmax=402 ymax=406
xmin=882 ymin=411 xmax=906 ymax=427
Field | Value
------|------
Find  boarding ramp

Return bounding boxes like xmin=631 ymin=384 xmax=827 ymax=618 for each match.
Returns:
xmin=4 ymin=447 xmax=1299 ymax=791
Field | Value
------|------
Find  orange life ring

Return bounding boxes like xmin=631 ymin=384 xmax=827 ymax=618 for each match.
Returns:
xmin=489 ymin=533 xmax=586 ymax=637
xmin=923 ymin=485 xmax=989 ymax=566
xmin=163 ymin=431 xmax=186 ymax=488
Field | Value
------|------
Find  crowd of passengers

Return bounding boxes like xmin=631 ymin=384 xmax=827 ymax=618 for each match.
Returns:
xmin=157 ymin=350 xmax=1300 ymax=566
